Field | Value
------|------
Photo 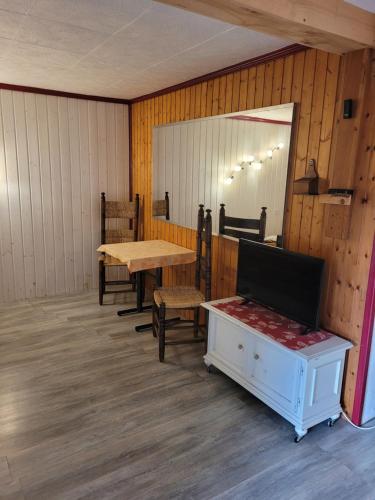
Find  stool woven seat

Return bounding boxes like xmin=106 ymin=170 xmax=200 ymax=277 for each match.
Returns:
xmin=154 ymin=286 xmax=205 ymax=309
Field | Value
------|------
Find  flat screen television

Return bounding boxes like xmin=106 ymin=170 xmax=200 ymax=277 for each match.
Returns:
xmin=236 ymin=239 xmax=325 ymax=332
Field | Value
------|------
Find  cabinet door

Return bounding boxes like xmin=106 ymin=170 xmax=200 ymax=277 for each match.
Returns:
xmin=303 ymin=354 xmax=344 ymax=419
xmin=208 ymin=315 xmax=254 ymax=378
xmin=250 ymin=339 xmax=302 ymax=414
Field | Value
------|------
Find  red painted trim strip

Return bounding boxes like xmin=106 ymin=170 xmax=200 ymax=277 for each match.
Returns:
xmin=352 ymin=235 xmax=375 ymax=425
xmin=227 ymin=116 xmax=292 ymax=125
xmin=0 ymin=83 xmax=130 ymax=105
xmin=130 ymin=44 xmax=306 ymax=103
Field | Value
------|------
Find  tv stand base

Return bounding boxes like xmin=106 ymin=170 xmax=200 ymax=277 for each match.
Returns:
xmin=202 ymin=297 xmax=352 ymax=442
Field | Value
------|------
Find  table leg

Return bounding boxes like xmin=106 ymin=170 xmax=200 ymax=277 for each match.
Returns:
xmin=117 ymin=271 xmax=152 ymax=317
xmin=133 ymin=267 xmax=160 ymax=332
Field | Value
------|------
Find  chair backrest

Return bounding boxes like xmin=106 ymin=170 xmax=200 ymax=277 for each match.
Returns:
xmin=195 ymin=204 xmax=212 ymax=302
xmin=219 ymin=204 xmax=267 ymax=242
xmin=100 ymin=192 xmax=140 ymax=244
xmin=152 ymin=192 xmax=170 ymax=220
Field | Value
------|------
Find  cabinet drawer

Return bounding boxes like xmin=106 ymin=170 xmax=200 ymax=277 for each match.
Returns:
xmin=250 ymin=339 xmax=302 ymax=413
xmin=208 ymin=316 xmax=252 ymax=377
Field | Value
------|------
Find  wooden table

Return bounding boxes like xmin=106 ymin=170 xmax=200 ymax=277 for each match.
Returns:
xmin=97 ymin=240 xmax=196 ymax=331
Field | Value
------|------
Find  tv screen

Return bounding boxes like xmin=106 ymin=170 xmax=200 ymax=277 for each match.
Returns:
xmin=236 ymin=240 xmax=325 ymax=331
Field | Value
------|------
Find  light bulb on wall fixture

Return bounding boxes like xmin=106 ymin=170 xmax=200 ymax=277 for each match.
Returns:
xmin=253 ymin=161 xmax=262 ymax=170
xmin=224 ymin=176 xmax=234 ymax=185
xmin=266 ymin=149 xmax=273 ymax=158
xmin=233 ymin=164 xmax=242 ymax=172
xmin=243 ymin=154 xmax=255 ymax=163
xmin=277 ymin=142 xmax=284 ymax=149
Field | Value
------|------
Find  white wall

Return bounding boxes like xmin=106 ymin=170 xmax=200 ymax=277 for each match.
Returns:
xmin=0 ymin=89 xmax=129 ymax=303
xmin=153 ymin=115 xmax=291 ymax=235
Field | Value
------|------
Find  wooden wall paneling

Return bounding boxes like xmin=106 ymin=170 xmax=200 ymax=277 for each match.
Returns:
xmin=340 ymin=55 xmax=375 ymax=411
xmin=246 ymin=66 xmax=257 ymax=110
xmin=87 ymin=100 xmax=99 ymax=287
xmin=201 ymin=81 xmax=208 ymax=118
xmin=0 ymin=96 xmax=15 ymax=302
xmin=24 ymin=93 xmax=46 ymax=297
xmin=325 ymin=49 xmax=372 ymax=241
xmin=254 ymin=64 xmax=265 ymax=109
xmin=205 ymin=80 xmax=214 ymax=117
xmin=194 ymin=83 xmax=201 ymax=119
xmin=48 ymin=97 xmax=66 ymax=293
xmin=288 ymin=50 xmax=316 ymax=251
xmin=271 ymin=58 xmax=284 ymax=106
xmin=180 ymin=88 xmax=187 ymax=121
xmin=131 ymin=48 xmax=374 ymax=416
xmin=231 ymin=71 xmax=241 ymax=112
xmin=218 ymin=76 xmax=226 ymax=115
xmin=299 ymin=50 xmax=328 ymax=255
xmin=0 ymin=91 xmax=129 ymax=302
xmin=281 ymin=55 xmax=293 ymax=104
xmin=170 ymin=91 xmax=176 ymax=123
xmin=238 ymin=69 xmax=248 ymax=111
xmin=224 ymin=73 xmax=234 ymax=114
xmin=309 ymin=54 xmax=341 ymax=257
xmin=2 ymin=91 xmax=27 ymax=299
xmin=58 ymin=97 xmax=75 ymax=293
xmin=263 ymin=61 xmax=274 ymax=107
xmin=283 ymin=51 xmax=305 ymax=245
xmin=330 ymin=49 xmax=372 ymax=190
xmin=79 ymin=100 xmax=94 ymax=289
xmin=13 ymin=92 xmax=36 ymax=298
xmin=37 ymin=94 xmax=57 ymax=296
xmin=67 ymin=98 xmax=83 ymax=291
xmin=188 ymin=85 xmax=195 ymax=120
xmin=211 ymin=78 xmax=220 ymax=116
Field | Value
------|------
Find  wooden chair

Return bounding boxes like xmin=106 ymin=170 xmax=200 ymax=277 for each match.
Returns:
xmin=99 ymin=192 xmax=140 ymax=305
xmin=152 ymin=204 xmax=212 ymax=362
xmin=152 ymin=191 xmax=170 ymax=220
xmin=219 ymin=204 xmax=267 ymax=242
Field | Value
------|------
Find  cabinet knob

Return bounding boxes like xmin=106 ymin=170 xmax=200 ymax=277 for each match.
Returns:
xmin=238 ymin=344 xmax=244 ymax=350
xmin=254 ymin=353 xmax=260 ymax=360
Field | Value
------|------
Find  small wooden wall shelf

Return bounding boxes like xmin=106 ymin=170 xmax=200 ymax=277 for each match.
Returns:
xmin=319 ymin=193 xmax=352 ymax=206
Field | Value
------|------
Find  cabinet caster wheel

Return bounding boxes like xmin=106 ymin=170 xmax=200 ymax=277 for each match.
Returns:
xmin=207 ymin=364 xmax=213 ymax=373
xmin=327 ymin=419 xmax=334 ymax=427
xmin=328 ymin=415 xmax=340 ymax=427
xmin=294 ymin=430 xmax=307 ymax=443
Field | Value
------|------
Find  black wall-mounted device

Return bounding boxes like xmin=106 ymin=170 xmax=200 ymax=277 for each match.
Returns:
xmin=343 ymin=99 xmax=353 ymax=119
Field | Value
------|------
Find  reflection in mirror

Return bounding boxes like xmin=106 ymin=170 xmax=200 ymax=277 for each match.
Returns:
xmin=153 ymin=103 xmax=294 ymax=243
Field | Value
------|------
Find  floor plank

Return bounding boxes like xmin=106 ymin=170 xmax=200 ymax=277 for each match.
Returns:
xmin=0 ymin=291 xmax=374 ymax=499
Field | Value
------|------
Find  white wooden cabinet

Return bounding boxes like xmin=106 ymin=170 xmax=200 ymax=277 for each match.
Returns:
xmin=202 ymin=297 xmax=353 ymax=441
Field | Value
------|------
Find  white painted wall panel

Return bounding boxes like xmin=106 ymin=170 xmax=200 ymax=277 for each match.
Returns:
xmin=153 ymin=115 xmax=291 ymax=236
xmin=0 ymin=89 xmax=129 ymax=303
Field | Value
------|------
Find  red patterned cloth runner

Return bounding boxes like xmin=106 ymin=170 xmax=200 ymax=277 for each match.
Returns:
xmin=212 ymin=299 xmax=332 ymax=351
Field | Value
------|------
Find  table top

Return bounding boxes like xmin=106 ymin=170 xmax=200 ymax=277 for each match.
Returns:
xmin=97 ymin=239 xmax=196 ymax=273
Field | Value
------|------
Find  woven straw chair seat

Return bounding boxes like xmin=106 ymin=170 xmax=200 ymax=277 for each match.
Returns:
xmin=154 ymin=286 xmax=205 ymax=309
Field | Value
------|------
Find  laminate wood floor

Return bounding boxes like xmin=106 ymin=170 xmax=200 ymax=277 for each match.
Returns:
xmin=1 ymin=291 xmax=375 ymax=500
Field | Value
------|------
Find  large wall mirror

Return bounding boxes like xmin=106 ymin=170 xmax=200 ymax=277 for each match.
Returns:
xmin=152 ymin=102 xmax=294 ymax=243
